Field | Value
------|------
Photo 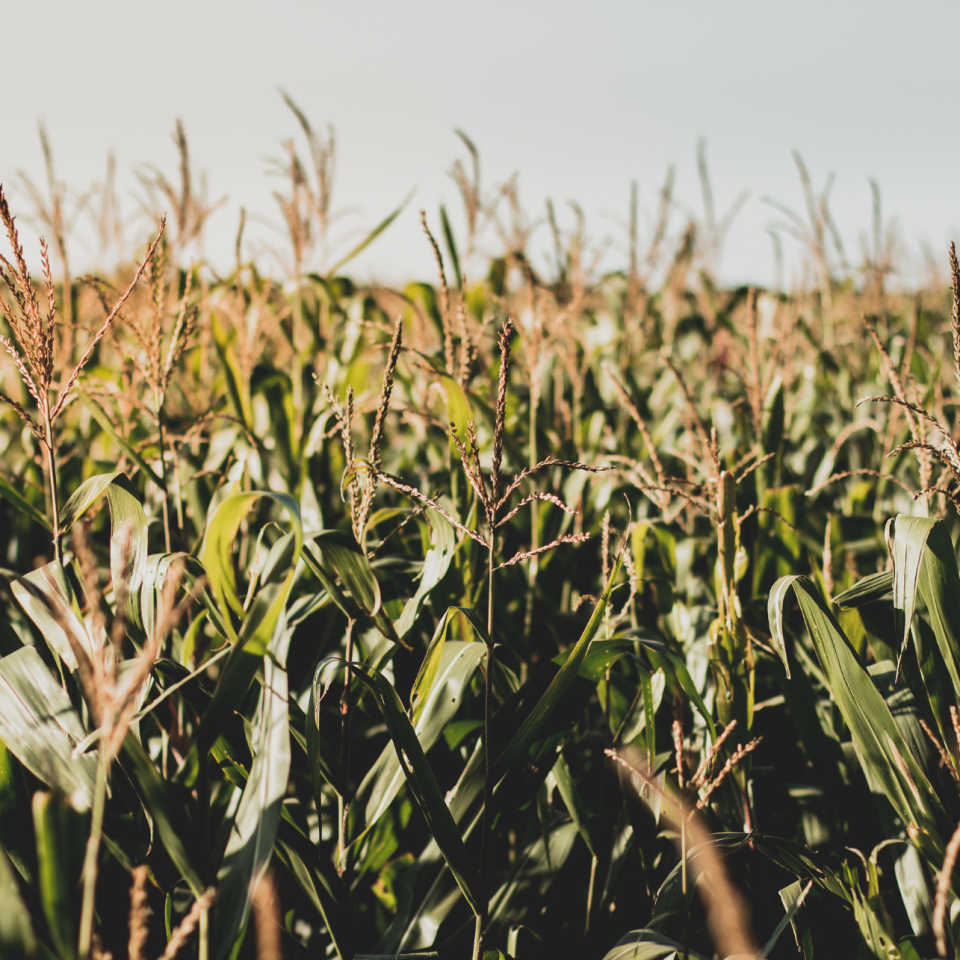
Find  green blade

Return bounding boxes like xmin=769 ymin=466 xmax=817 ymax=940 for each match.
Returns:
xmin=492 ymin=552 xmax=622 ymax=784
xmin=316 ymin=656 xmax=483 ymax=914
xmin=0 ymin=472 xmax=49 ymax=530
xmin=214 ymin=651 xmax=291 ymax=959
xmin=75 ymin=387 xmax=166 ymax=490
xmin=769 ymin=575 xmax=952 ymax=865
xmin=326 ymin=189 xmax=414 ymax=277
xmin=0 ymin=646 xmax=95 ymax=801
xmin=0 ymin=841 xmax=36 ymax=959
xmin=33 ymin=791 xmax=85 ymax=960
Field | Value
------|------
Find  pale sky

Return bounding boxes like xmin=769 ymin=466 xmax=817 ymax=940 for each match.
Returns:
xmin=3 ymin=2 xmax=957 ymax=288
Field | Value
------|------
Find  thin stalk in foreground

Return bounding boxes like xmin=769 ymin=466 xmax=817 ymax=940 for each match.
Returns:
xmin=157 ymin=407 xmax=172 ymax=553
xmin=473 ymin=539 xmax=496 ymax=960
xmin=338 ymin=617 xmax=355 ymax=873
xmin=42 ymin=409 xmax=62 ymax=563
xmin=199 ymin=902 xmax=210 ymax=960
xmin=584 ymin=854 xmax=598 ymax=934
xmin=77 ymin=749 xmax=107 ymax=960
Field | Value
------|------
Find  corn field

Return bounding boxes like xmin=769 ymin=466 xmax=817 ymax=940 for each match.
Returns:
xmin=3 ymin=107 xmax=960 ymax=960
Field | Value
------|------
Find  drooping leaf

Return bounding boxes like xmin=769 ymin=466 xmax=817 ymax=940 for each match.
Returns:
xmin=9 ymin=559 xmax=97 ymax=672
xmin=305 ymin=682 xmax=348 ymax=801
xmin=301 ymin=540 xmax=352 ymax=621
xmin=598 ymin=929 xmax=709 ymax=960
xmin=202 ymin=491 xmax=302 ymax=639
xmin=58 ymin=471 xmax=149 ymax=629
xmin=884 ymin=515 xmax=938 ymax=666
xmin=769 ymin=575 xmax=952 ymax=865
xmin=0 ymin=646 xmax=95 ymax=802
xmin=409 ymin=606 xmax=485 ymax=724
xmin=903 ymin=517 xmax=960 ymax=705
xmin=310 ymin=529 xmax=407 ymax=647
xmin=760 ymin=880 xmax=812 ymax=960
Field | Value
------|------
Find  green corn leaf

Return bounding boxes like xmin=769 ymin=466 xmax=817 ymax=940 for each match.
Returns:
xmin=440 ymin=204 xmax=462 ymax=289
xmin=440 ymin=375 xmax=471 ymax=445
xmin=345 ymin=640 xmax=484 ymax=857
xmin=301 ymin=540 xmax=353 ymax=620
xmin=618 ymin=666 xmax=664 ymax=747
xmin=203 ymin=491 xmax=302 ymax=634
xmin=9 ymin=561 xmax=92 ymax=673
xmin=769 ymin=575 xmax=952 ymax=863
xmin=119 ymin=735 xmax=206 ymax=897
xmin=0 ymin=739 xmax=32 ymax=884
xmin=211 ymin=313 xmax=254 ymax=432
xmin=912 ymin=615 xmax=959 ymax=773
xmin=833 ymin=571 xmax=893 ymax=609
xmin=214 ymin=646 xmax=291 ymax=959
xmin=326 ymin=189 xmax=414 ymax=277
xmin=551 ymin=754 xmax=595 ymax=856
xmin=394 ymin=506 xmax=457 ymax=639
xmin=33 ymin=791 xmax=85 ymax=960
xmin=492 ymin=552 xmax=622 ymax=785
xmin=316 ymin=656 xmax=483 ymax=914
xmin=758 ymin=879 xmax=812 ymax=960
xmin=190 ymin=586 xmax=284 ymax=770
xmin=884 ymin=515 xmax=938 ymax=665
xmin=639 ymin=665 xmax=659 ymax=759
xmin=409 ymin=606 xmax=485 ymax=724
xmin=311 ymin=530 xmax=404 ymax=646
xmin=599 ymin=929 xmax=709 ymax=960
xmin=75 ymin=386 xmax=166 ymax=489
xmin=0 ymin=841 xmax=36 ymax=959
xmin=182 ymin=492 xmax=301 ymax=772
xmin=0 ymin=472 xmax=49 ymax=530
xmin=305 ymin=682 xmax=348 ymax=801
xmin=274 ymin=821 xmax=357 ymax=960
xmin=762 ymin=377 xmax=784 ymax=464
xmin=140 ymin=552 xmax=191 ymax=643
xmin=777 ymin=880 xmax=814 ymax=960
xmin=897 ymin=517 xmax=960 ymax=702
xmin=311 ymin=530 xmax=381 ymax=616
xmin=0 ymin=646 xmax=95 ymax=802
xmin=67 ymin=472 xmax=148 ymax=628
